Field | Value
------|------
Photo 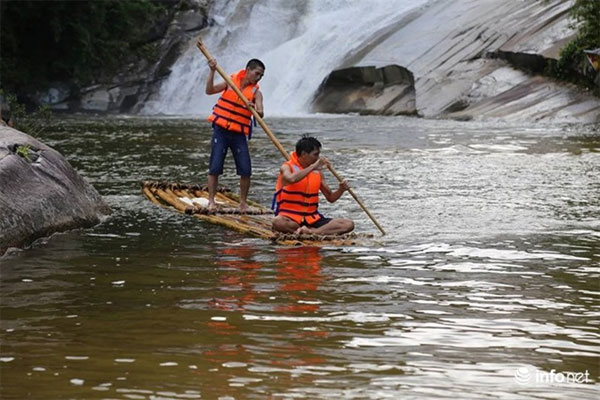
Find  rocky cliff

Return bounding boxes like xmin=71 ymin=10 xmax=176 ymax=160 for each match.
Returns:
xmin=313 ymin=0 xmax=599 ymax=122
xmin=35 ymin=0 xmax=599 ymax=122
xmin=38 ymin=0 xmax=211 ymax=114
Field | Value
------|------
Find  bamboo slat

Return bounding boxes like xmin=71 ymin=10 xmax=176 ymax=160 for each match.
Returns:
xmin=141 ymin=181 xmax=372 ymax=246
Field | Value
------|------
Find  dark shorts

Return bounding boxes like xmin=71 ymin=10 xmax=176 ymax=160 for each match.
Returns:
xmin=302 ymin=216 xmax=332 ymax=228
xmin=208 ymin=124 xmax=251 ymax=176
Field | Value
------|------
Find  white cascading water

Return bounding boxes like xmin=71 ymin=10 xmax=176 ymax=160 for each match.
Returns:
xmin=142 ymin=0 xmax=430 ymax=117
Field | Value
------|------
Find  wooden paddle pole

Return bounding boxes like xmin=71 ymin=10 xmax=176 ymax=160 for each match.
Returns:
xmin=196 ymin=39 xmax=288 ymax=160
xmin=324 ymin=165 xmax=386 ymax=235
xmin=196 ymin=38 xmax=386 ymax=235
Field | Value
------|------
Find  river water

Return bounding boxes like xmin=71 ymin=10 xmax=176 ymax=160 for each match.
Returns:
xmin=1 ymin=116 xmax=599 ymax=399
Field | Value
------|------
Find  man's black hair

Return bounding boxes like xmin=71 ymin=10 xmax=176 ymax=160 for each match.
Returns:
xmin=246 ymin=59 xmax=265 ymax=70
xmin=296 ymin=134 xmax=321 ymax=156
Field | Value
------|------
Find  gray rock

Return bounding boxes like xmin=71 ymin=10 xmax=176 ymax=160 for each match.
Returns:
xmin=313 ymin=65 xmax=416 ymax=116
xmin=173 ymin=9 xmax=207 ymax=31
xmin=36 ymin=0 xmax=212 ymax=114
xmin=449 ymin=76 xmax=600 ymax=122
xmin=81 ymin=89 xmax=111 ymax=112
xmin=350 ymin=0 xmax=600 ymax=122
xmin=37 ymin=85 xmax=71 ymax=105
xmin=0 ymin=126 xmax=110 ymax=255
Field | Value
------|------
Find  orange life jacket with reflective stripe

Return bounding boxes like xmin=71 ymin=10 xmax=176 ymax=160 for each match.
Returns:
xmin=273 ymin=151 xmax=323 ymax=225
xmin=208 ymin=69 xmax=258 ymax=135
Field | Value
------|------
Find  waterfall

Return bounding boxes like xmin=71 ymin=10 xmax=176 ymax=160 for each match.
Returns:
xmin=142 ymin=0 xmax=430 ymax=117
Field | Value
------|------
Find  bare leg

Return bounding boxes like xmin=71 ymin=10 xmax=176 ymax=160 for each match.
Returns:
xmin=295 ymin=218 xmax=354 ymax=235
xmin=239 ymin=176 xmax=250 ymax=213
xmin=207 ymin=174 xmax=218 ymax=212
xmin=294 ymin=226 xmax=312 ymax=235
xmin=272 ymin=216 xmax=300 ymax=233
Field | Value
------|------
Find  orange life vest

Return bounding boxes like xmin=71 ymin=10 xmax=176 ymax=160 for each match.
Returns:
xmin=273 ymin=151 xmax=323 ymax=225
xmin=208 ymin=69 xmax=258 ymax=135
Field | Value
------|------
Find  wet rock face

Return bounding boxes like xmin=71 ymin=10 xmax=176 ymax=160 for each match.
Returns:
xmin=35 ymin=0 xmax=211 ymax=114
xmin=349 ymin=0 xmax=600 ymax=123
xmin=0 ymin=126 xmax=111 ymax=255
xmin=313 ymin=65 xmax=416 ymax=116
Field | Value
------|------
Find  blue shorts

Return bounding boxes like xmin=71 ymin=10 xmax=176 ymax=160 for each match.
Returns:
xmin=208 ymin=124 xmax=251 ymax=176
xmin=302 ymin=216 xmax=332 ymax=228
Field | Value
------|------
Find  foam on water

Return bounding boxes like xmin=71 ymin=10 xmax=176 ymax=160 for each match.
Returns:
xmin=345 ymin=243 xmax=591 ymax=261
xmin=244 ymin=311 xmax=411 ymax=323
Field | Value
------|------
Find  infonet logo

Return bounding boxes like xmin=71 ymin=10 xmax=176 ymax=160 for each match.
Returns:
xmin=514 ymin=366 xmax=592 ymax=385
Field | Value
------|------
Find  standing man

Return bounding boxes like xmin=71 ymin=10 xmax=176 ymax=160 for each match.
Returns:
xmin=272 ymin=135 xmax=355 ymax=235
xmin=205 ymin=57 xmax=265 ymax=212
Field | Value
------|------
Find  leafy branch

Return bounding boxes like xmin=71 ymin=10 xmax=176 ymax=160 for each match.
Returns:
xmin=3 ymin=91 xmax=52 ymax=136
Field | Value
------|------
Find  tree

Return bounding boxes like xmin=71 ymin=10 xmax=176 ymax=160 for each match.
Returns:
xmin=0 ymin=0 xmax=165 ymax=95
xmin=554 ymin=0 xmax=600 ymax=90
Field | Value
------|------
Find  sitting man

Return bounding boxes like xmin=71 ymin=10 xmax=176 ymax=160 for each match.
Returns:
xmin=272 ymin=135 xmax=355 ymax=235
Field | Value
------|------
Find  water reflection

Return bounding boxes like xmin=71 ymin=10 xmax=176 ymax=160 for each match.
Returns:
xmin=212 ymin=245 xmax=262 ymax=312
xmin=195 ymin=245 xmax=332 ymax=398
xmin=1 ymin=116 xmax=598 ymax=399
xmin=276 ymin=247 xmax=323 ymax=313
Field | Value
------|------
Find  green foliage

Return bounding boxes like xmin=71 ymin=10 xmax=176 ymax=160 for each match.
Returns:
xmin=552 ymin=0 xmax=600 ymax=91
xmin=568 ymin=0 xmax=600 ymax=46
xmin=0 ymin=0 xmax=165 ymax=93
xmin=15 ymin=144 xmax=32 ymax=162
xmin=4 ymin=92 xmax=52 ymax=136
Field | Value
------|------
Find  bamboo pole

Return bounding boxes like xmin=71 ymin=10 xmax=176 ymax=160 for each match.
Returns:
xmin=143 ymin=186 xmax=163 ymax=206
xmin=196 ymin=38 xmax=385 ymax=235
xmin=169 ymin=185 xmax=275 ymax=238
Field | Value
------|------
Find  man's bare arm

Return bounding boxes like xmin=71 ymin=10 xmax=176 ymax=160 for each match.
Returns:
xmin=321 ymin=177 xmax=350 ymax=203
xmin=205 ymin=58 xmax=227 ymax=94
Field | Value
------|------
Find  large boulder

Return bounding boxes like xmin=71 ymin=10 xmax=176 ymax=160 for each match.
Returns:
xmin=313 ymin=65 xmax=417 ymax=116
xmin=0 ymin=125 xmax=110 ymax=255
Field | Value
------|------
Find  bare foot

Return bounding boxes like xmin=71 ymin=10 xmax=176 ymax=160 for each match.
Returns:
xmin=239 ymin=201 xmax=248 ymax=214
xmin=294 ymin=226 xmax=312 ymax=235
xmin=207 ymin=201 xmax=217 ymax=214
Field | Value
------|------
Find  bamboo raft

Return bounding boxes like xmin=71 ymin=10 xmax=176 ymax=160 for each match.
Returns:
xmin=142 ymin=181 xmax=373 ymax=246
